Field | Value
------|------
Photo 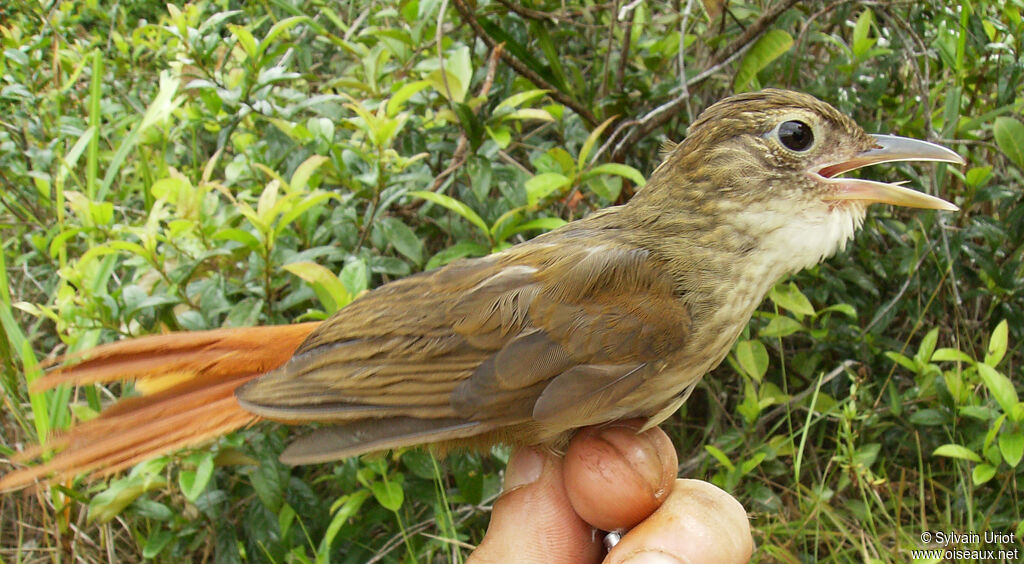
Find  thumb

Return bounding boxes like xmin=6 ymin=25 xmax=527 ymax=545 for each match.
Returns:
xmin=468 ymin=447 xmax=602 ymax=564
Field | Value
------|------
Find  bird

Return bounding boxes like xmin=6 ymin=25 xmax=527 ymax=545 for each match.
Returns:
xmin=0 ymin=89 xmax=963 ymax=490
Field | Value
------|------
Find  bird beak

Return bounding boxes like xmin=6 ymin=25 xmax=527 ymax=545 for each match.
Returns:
xmin=818 ymin=134 xmax=964 ymax=211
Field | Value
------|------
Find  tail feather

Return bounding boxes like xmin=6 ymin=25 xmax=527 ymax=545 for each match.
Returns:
xmin=1 ymin=322 xmax=319 ymax=491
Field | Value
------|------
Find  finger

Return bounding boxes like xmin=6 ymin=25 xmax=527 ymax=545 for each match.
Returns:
xmin=563 ymin=420 xmax=678 ymax=531
xmin=604 ymin=479 xmax=753 ymax=564
xmin=468 ymin=447 xmax=602 ymax=564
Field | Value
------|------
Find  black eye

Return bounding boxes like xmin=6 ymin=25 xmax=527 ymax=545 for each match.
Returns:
xmin=777 ymin=120 xmax=813 ymax=151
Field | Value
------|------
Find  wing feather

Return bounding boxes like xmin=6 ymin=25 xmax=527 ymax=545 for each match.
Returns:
xmin=236 ymin=233 xmax=693 ymax=455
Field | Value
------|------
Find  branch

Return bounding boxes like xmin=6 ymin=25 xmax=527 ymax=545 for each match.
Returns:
xmin=428 ymin=44 xmax=505 ymax=193
xmin=604 ymin=0 xmax=803 ymax=160
xmin=451 ymin=0 xmax=599 ymax=127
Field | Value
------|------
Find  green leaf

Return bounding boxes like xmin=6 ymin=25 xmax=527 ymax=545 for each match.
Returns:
xmin=88 ymin=473 xmax=168 ymax=523
xmin=578 ymin=116 xmax=617 ymax=168
xmin=228 ymin=24 xmax=258 ymax=59
xmin=734 ymin=339 xmax=769 ymax=383
xmin=851 ymin=9 xmax=876 ymax=58
xmin=275 ymin=192 xmax=339 ymax=238
xmin=769 ymin=282 xmax=815 ymax=318
xmin=402 ymin=451 xmax=438 ymax=480
xmin=494 ymin=89 xmax=549 ymax=113
xmin=257 ymin=16 xmax=310 ymax=60
xmin=909 ymin=408 xmax=946 ymax=426
xmin=932 ymin=443 xmax=981 ymax=462
xmin=733 ymin=30 xmax=793 ymax=92
xmin=584 ymin=162 xmax=647 ymax=187
xmin=409 ymin=190 xmax=490 ymax=239
xmin=984 ymin=319 xmax=1008 ymax=367
xmin=704 ymin=445 xmax=735 ymax=471
xmin=142 ymin=529 xmax=174 ymax=559
xmin=380 ymin=217 xmax=424 ymax=266
xmin=994 ymin=116 xmax=1024 ymax=169
xmin=425 ymin=241 xmax=491 ymax=270
xmin=453 ymin=102 xmax=485 ymax=150
xmin=524 ymin=172 xmax=571 ymax=206
xmin=917 ymin=328 xmax=939 ymax=363
xmin=964 ymin=166 xmax=993 ymax=188
xmin=289 ymin=155 xmax=329 ymax=193
xmin=446 ymin=45 xmax=473 ymax=103
xmin=545 ymin=147 xmax=576 ymax=175
xmin=213 ymin=228 xmax=263 ymax=253
xmin=371 ymin=477 xmax=405 ymax=511
xmin=178 ymin=451 xmax=215 ymax=502
xmin=819 ymin=303 xmax=857 ymax=319
xmin=932 ymin=347 xmax=973 ymax=363
xmin=972 ymin=463 xmax=996 ymax=485
xmin=257 ymin=179 xmax=281 ymax=223
xmin=277 ymin=503 xmax=296 ymax=538
xmin=340 ymin=259 xmax=369 ymax=299
xmin=485 ymin=124 xmax=511 ymax=148
xmin=959 ymin=405 xmax=998 ymax=421
xmin=283 ymin=261 xmax=350 ymax=313
xmin=426 ymin=69 xmax=465 ymax=103
xmin=998 ymin=431 xmax=1024 ymax=467
xmin=387 ymin=80 xmax=431 ymax=117
xmin=739 ymin=451 xmax=767 ymax=475
xmin=510 ymin=217 xmax=567 ymax=236
xmin=977 ymin=363 xmax=1019 ymax=415
xmin=759 ymin=316 xmax=803 ymax=338
xmin=853 ymin=443 xmax=881 ymax=468
xmin=99 ymin=72 xmax=183 ymax=200
xmin=502 ymin=108 xmax=555 ymax=122
xmin=585 ymin=175 xmax=622 ymax=202
xmin=317 ymin=490 xmax=371 ymax=560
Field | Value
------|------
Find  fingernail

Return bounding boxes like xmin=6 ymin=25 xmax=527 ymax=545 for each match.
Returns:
xmin=598 ymin=424 xmax=666 ymax=493
xmin=620 ymin=550 xmax=683 ymax=564
xmin=503 ymin=447 xmax=544 ymax=490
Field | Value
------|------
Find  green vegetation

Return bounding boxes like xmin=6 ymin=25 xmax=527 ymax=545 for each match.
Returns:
xmin=2 ymin=1 xmax=1022 ymax=562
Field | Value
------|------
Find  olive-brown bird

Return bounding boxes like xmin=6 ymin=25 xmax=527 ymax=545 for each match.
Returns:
xmin=1 ymin=89 xmax=963 ymax=489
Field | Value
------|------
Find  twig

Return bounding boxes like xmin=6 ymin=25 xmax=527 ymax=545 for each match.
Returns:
xmin=879 ymin=7 xmax=964 ymax=306
xmin=436 ymin=0 xmax=456 ymax=104
xmin=758 ymin=360 xmax=857 ymax=427
xmin=679 ymin=361 xmax=857 ymax=474
xmin=878 ymin=7 xmax=934 ymax=137
xmin=428 ymin=44 xmax=505 ymax=193
xmin=342 ymin=7 xmax=370 ymax=41
xmin=617 ymin=0 xmax=645 ymax=21
xmin=366 ymin=493 xmax=500 ymax=563
xmin=597 ymin=45 xmax=745 ymax=161
xmin=863 ymin=239 xmax=936 ymax=334
xmin=451 ymin=0 xmax=598 ymax=126
xmin=676 ymin=0 xmax=695 ymax=121
xmin=497 ymin=149 xmax=534 ymax=175
xmin=599 ymin=0 xmax=618 ymax=99
xmin=937 ymin=214 xmax=962 ymax=306
xmin=494 ymin=0 xmax=604 ymax=28
xmin=495 ymin=0 xmax=559 ymax=23
xmin=601 ymin=0 xmax=802 ymax=160
xmin=615 ymin=8 xmax=633 ymax=87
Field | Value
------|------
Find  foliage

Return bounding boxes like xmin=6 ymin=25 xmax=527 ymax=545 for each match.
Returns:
xmin=1 ymin=1 xmax=1022 ymax=562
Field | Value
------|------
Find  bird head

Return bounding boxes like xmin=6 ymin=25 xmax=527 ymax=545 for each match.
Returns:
xmin=640 ymin=89 xmax=963 ymax=274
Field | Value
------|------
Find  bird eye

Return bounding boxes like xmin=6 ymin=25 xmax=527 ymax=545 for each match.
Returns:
xmin=777 ymin=120 xmax=814 ymax=152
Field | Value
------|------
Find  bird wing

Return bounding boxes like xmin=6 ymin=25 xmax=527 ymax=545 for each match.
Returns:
xmin=235 ymin=236 xmax=692 ymax=433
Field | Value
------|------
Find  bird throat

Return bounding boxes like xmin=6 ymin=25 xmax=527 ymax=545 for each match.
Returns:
xmin=615 ymin=187 xmax=866 ymax=384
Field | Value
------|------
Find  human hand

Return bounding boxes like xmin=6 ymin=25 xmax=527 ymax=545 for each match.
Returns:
xmin=468 ymin=420 xmax=753 ymax=563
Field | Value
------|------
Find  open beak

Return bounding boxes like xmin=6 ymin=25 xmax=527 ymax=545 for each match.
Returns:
xmin=818 ymin=134 xmax=963 ymax=211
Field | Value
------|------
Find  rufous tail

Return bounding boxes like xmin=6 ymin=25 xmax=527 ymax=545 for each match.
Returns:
xmin=0 ymin=322 xmax=319 ymax=491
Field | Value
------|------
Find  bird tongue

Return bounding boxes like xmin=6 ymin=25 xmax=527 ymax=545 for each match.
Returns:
xmin=819 ymin=134 xmax=963 ymax=211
